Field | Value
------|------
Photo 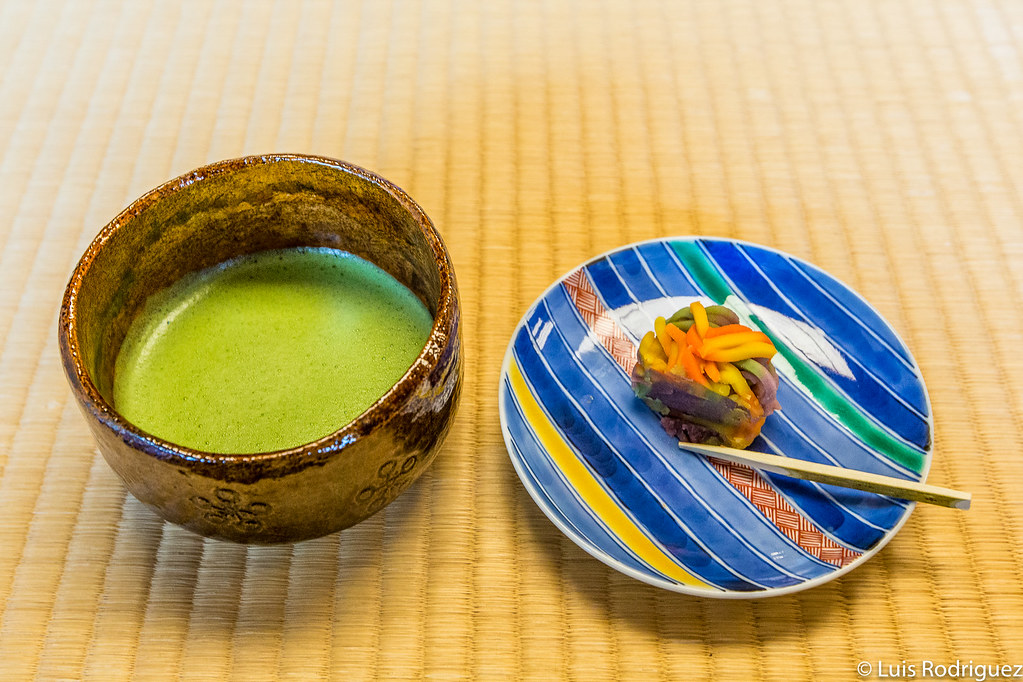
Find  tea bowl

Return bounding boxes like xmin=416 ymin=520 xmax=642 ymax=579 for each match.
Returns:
xmin=58 ymin=154 xmax=462 ymax=543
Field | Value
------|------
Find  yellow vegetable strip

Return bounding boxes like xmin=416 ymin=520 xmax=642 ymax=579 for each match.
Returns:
xmin=707 ymin=381 xmax=731 ymax=396
xmin=702 ymin=342 xmax=778 ymax=363
xmin=666 ymin=341 xmax=681 ymax=372
xmin=698 ymin=331 xmax=773 ymax=354
xmin=654 ymin=317 xmax=671 ymax=357
xmin=639 ymin=331 xmax=667 ymax=364
xmin=690 ymin=301 xmax=710 ymax=337
xmin=717 ymin=362 xmax=754 ymax=400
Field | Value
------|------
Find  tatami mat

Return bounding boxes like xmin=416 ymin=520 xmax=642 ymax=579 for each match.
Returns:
xmin=1 ymin=0 xmax=1021 ymax=679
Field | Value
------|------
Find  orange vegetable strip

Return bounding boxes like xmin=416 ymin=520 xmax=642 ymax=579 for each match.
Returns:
xmin=704 ymin=324 xmax=754 ymax=338
xmin=690 ymin=301 xmax=710 ymax=337
xmin=666 ymin=324 xmax=703 ymax=385
xmin=678 ymin=343 xmax=709 ymax=386
xmin=703 ymin=360 xmax=721 ymax=383
xmin=686 ymin=324 xmax=702 ymax=351
xmin=664 ymin=322 xmax=688 ymax=347
xmin=702 ymin=342 xmax=778 ymax=363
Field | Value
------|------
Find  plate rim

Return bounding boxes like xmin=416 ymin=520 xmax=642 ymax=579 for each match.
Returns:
xmin=498 ymin=236 xmax=933 ymax=598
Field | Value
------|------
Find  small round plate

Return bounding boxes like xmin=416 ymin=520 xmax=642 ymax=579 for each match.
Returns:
xmin=499 ymin=237 xmax=932 ymax=598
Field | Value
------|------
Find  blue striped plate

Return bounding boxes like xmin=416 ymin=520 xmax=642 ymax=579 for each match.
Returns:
xmin=499 ymin=237 xmax=932 ymax=597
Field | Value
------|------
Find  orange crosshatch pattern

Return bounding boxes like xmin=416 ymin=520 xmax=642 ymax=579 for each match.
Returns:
xmin=707 ymin=458 xmax=861 ymax=568
xmin=562 ymin=268 xmax=637 ymax=373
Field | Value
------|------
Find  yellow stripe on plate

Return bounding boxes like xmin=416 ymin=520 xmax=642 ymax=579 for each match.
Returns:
xmin=507 ymin=357 xmax=711 ymax=589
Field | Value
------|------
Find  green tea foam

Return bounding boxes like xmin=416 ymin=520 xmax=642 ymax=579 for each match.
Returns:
xmin=113 ymin=247 xmax=434 ymax=454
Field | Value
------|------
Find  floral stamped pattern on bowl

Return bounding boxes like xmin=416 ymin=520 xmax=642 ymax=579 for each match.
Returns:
xmin=499 ymin=237 xmax=932 ymax=597
xmin=192 ymin=489 xmax=272 ymax=534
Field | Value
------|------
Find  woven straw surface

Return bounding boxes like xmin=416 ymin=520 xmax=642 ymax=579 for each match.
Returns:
xmin=1 ymin=0 xmax=1022 ymax=679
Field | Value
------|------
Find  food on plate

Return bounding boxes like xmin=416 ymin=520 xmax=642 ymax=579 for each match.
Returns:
xmin=630 ymin=301 xmax=780 ymax=449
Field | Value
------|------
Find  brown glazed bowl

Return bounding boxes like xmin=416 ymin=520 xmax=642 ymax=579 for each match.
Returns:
xmin=58 ymin=154 xmax=462 ymax=543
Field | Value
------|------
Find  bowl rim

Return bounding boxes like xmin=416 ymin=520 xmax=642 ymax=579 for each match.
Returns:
xmin=57 ymin=152 xmax=459 ymax=473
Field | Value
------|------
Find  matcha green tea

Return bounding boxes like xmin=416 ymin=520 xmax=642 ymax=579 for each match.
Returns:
xmin=113 ymin=247 xmax=434 ymax=454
